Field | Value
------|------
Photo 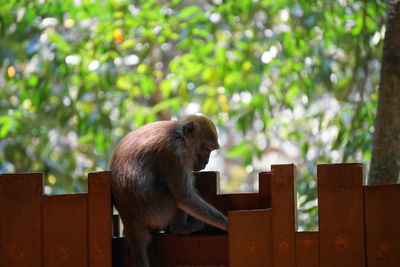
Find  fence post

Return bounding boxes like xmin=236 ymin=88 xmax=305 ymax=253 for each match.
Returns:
xmin=318 ymin=163 xmax=365 ymax=267
xmin=295 ymin=231 xmax=319 ymax=267
xmin=271 ymin=164 xmax=297 ymax=267
xmin=194 ymin=171 xmax=219 ymax=207
xmin=258 ymin=172 xmax=272 ymax=208
xmin=0 ymin=173 xmax=43 ymax=267
xmin=365 ymin=184 xmax=400 ymax=267
xmin=42 ymin=194 xmax=88 ymax=267
xmin=229 ymin=171 xmax=272 ymax=267
xmin=229 ymin=209 xmax=272 ymax=267
xmin=88 ymin=171 xmax=112 ymax=267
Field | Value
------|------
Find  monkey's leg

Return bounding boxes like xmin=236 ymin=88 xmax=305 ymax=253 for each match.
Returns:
xmin=123 ymin=222 xmax=152 ymax=267
xmin=169 ymin=209 xmax=205 ymax=235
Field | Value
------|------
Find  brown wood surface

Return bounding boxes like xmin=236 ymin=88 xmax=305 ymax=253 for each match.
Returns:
xmin=271 ymin=164 xmax=297 ymax=267
xmin=175 ymin=234 xmax=228 ymax=265
xmin=150 ymin=233 xmax=228 ymax=266
xmin=43 ymin=194 xmax=88 ymax=267
xmin=5 ymin=165 xmax=400 ymax=267
xmin=195 ymin=171 xmax=271 ymax=215
xmin=216 ymin=193 xmax=264 ymax=214
xmin=0 ymin=173 xmax=43 ymax=267
xmin=365 ymin=184 xmax=400 ymax=267
xmin=229 ymin=209 xmax=272 ymax=267
xmin=194 ymin=172 xmax=218 ymax=207
xmin=88 ymin=171 xmax=112 ymax=267
xmin=296 ymin=232 xmax=319 ymax=267
xmin=216 ymin=172 xmax=271 ymax=214
xmin=317 ymin=163 xmax=365 ymax=267
xmin=258 ymin=172 xmax=272 ymax=208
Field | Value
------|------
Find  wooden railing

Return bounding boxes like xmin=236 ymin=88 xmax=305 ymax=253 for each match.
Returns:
xmin=0 ymin=172 xmax=112 ymax=267
xmin=1 ymin=163 xmax=400 ymax=266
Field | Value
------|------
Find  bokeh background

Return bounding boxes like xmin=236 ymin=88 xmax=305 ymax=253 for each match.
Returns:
xmin=0 ymin=0 xmax=387 ymax=230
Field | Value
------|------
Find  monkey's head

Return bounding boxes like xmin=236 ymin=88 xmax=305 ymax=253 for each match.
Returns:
xmin=181 ymin=115 xmax=220 ymax=171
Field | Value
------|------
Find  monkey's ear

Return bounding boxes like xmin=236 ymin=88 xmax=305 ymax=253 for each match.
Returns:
xmin=183 ymin=121 xmax=196 ymax=139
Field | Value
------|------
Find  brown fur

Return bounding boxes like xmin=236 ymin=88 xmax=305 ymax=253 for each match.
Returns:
xmin=109 ymin=115 xmax=227 ymax=267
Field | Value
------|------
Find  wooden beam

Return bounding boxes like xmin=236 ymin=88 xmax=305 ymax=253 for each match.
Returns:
xmin=365 ymin=184 xmax=400 ymax=267
xmin=296 ymin=232 xmax=319 ymax=267
xmin=229 ymin=209 xmax=272 ymax=267
xmin=318 ymin=163 xmax=365 ymax=267
xmin=0 ymin=173 xmax=43 ymax=267
xmin=194 ymin=171 xmax=218 ymax=207
xmin=271 ymin=164 xmax=297 ymax=267
xmin=43 ymin=194 xmax=88 ymax=267
xmin=88 ymin=171 xmax=112 ymax=267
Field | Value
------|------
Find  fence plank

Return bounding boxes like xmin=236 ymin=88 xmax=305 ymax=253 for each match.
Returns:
xmin=216 ymin=193 xmax=263 ymax=214
xmin=150 ymin=232 xmax=228 ymax=266
xmin=43 ymin=194 xmax=88 ymax=267
xmin=258 ymin=172 xmax=272 ymax=208
xmin=365 ymin=184 xmax=400 ymax=267
xmin=216 ymin=172 xmax=271 ymax=215
xmin=229 ymin=209 xmax=272 ymax=267
xmin=150 ymin=233 xmax=176 ymax=267
xmin=88 ymin=172 xmax=112 ymax=267
xmin=0 ymin=173 xmax=43 ymax=267
xmin=317 ymin=163 xmax=365 ymax=267
xmin=296 ymin=232 xmax=319 ymax=267
xmin=175 ymin=235 xmax=228 ymax=265
xmin=195 ymin=171 xmax=218 ymax=208
xmin=271 ymin=164 xmax=297 ymax=267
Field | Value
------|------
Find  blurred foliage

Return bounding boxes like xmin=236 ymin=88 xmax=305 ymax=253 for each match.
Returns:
xmin=0 ymin=0 xmax=386 ymax=229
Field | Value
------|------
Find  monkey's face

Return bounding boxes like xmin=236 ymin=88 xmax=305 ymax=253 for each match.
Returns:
xmin=193 ymin=144 xmax=215 ymax=171
xmin=181 ymin=116 xmax=219 ymax=171
xmin=193 ymin=151 xmax=210 ymax=171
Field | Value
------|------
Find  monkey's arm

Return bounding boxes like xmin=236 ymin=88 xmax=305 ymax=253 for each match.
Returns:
xmin=169 ymin=209 xmax=206 ymax=235
xmin=168 ymin=171 xmax=227 ymax=231
xmin=176 ymin=193 xmax=228 ymax=231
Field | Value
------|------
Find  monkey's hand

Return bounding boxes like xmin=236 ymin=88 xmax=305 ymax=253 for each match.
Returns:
xmin=169 ymin=210 xmax=206 ymax=235
xmin=177 ymin=193 xmax=228 ymax=231
xmin=170 ymin=217 xmax=205 ymax=235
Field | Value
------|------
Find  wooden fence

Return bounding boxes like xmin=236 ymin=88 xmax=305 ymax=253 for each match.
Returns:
xmin=1 ymin=163 xmax=400 ymax=266
xmin=0 ymin=172 xmax=112 ymax=267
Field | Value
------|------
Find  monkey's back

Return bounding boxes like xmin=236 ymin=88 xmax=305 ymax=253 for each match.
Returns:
xmin=109 ymin=121 xmax=182 ymax=227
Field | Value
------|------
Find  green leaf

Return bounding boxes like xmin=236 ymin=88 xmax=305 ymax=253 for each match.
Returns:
xmin=178 ymin=6 xmax=202 ymax=20
xmin=227 ymin=141 xmax=255 ymax=165
xmin=0 ymin=116 xmax=14 ymax=138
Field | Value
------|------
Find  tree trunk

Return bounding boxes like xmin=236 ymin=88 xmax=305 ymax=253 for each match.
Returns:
xmin=368 ymin=0 xmax=400 ymax=185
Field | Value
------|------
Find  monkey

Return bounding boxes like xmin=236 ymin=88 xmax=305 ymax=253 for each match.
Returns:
xmin=109 ymin=115 xmax=228 ymax=267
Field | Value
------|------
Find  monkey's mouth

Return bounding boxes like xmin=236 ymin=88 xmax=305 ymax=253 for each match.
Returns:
xmin=193 ymin=160 xmax=208 ymax=171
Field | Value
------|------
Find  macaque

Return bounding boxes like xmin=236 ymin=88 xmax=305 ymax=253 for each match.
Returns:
xmin=109 ymin=115 xmax=228 ymax=267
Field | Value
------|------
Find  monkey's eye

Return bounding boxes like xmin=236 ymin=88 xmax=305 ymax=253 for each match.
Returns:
xmin=204 ymin=144 xmax=214 ymax=153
